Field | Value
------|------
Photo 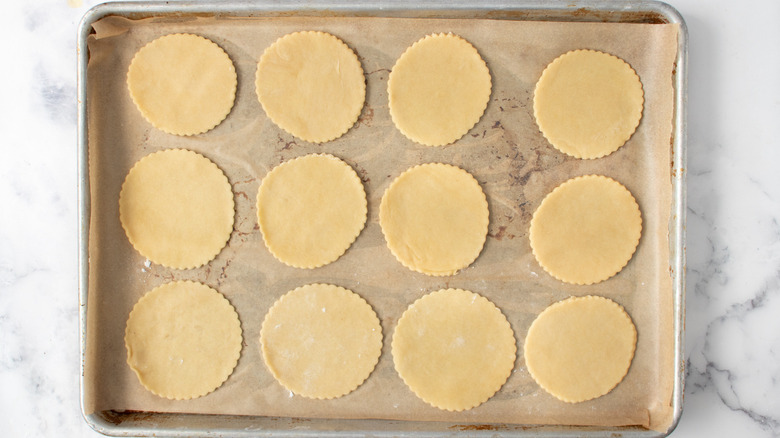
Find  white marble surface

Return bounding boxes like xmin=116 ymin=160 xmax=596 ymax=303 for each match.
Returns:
xmin=1 ymin=0 xmax=779 ymax=436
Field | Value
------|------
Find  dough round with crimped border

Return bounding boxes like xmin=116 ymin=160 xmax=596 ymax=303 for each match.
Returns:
xmin=127 ymin=33 xmax=237 ymax=136
xmin=379 ymin=163 xmax=489 ymax=276
xmin=392 ymin=288 xmax=516 ymax=411
xmin=529 ymin=175 xmax=641 ymax=285
xmin=119 ymin=149 xmax=234 ymax=269
xmin=260 ymin=283 xmax=383 ymax=399
xmin=124 ymin=281 xmax=243 ymax=400
xmin=255 ymin=31 xmax=366 ymax=143
xmin=256 ymin=153 xmax=367 ymax=269
xmin=524 ymin=295 xmax=637 ymax=403
xmin=388 ymin=33 xmax=492 ymax=146
xmin=533 ymin=49 xmax=644 ymax=159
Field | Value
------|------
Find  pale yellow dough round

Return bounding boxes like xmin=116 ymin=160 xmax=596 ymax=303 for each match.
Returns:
xmin=127 ymin=33 xmax=237 ymax=136
xmin=119 ymin=149 xmax=234 ymax=269
xmin=379 ymin=163 xmax=488 ymax=276
xmin=529 ymin=175 xmax=641 ymax=285
xmin=534 ymin=49 xmax=644 ymax=159
xmin=256 ymin=154 xmax=367 ymax=269
xmin=392 ymin=289 xmax=516 ymax=411
xmin=125 ymin=281 xmax=243 ymax=400
xmin=388 ymin=33 xmax=492 ymax=146
xmin=260 ymin=283 xmax=383 ymax=399
xmin=255 ymin=31 xmax=365 ymax=143
xmin=524 ymin=296 xmax=637 ymax=403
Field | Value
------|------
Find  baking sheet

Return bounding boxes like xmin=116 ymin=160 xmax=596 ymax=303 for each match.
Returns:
xmin=83 ymin=13 xmax=678 ymax=433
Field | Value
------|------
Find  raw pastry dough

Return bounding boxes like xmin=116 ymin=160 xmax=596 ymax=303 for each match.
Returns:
xmin=379 ymin=163 xmax=488 ymax=276
xmin=529 ymin=175 xmax=641 ymax=285
xmin=392 ymin=289 xmax=516 ymax=411
xmin=260 ymin=283 xmax=383 ymax=399
xmin=127 ymin=33 xmax=237 ymax=136
xmin=255 ymin=31 xmax=365 ymax=143
xmin=124 ymin=281 xmax=242 ymax=400
xmin=256 ymin=154 xmax=367 ymax=268
xmin=119 ymin=149 xmax=234 ymax=269
xmin=388 ymin=33 xmax=492 ymax=146
xmin=533 ymin=49 xmax=644 ymax=159
xmin=524 ymin=296 xmax=637 ymax=403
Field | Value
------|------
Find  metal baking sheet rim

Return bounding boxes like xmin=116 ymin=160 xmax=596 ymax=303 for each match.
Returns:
xmin=76 ymin=1 xmax=688 ymax=436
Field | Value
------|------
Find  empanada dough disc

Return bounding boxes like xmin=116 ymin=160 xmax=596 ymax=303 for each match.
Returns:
xmin=533 ymin=49 xmax=644 ymax=159
xmin=388 ymin=33 xmax=492 ymax=146
xmin=379 ymin=163 xmax=488 ymax=276
xmin=255 ymin=31 xmax=366 ymax=143
xmin=392 ymin=289 xmax=516 ymax=411
xmin=524 ymin=296 xmax=637 ymax=403
xmin=127 ymin=33 xmax=237 ymax=136
xmin=124 ymin=281 xmax=243 ymax=400
xmin=119 ymin=149 xmax=234 ymax=269
xmin=256 ymin=154 xmax=367 ymax=269
xmin=260 ymin=283 xmax=383 ymax=399
xmin=529 ymin=175 xmax=641 ymax=285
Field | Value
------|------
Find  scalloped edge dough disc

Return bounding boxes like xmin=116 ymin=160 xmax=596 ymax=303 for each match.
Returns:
xmin=533 ymin=49 xmax=644 ymax=159
xmin=392 ymin=289 xmax=516 ymax=411
xmin=119 ymin=149 xmax=235 ymax=269
xmin=529 ymin=175 xmax=641 ymax=285
xmin=256 ymin=154 xmax=367 ymax=269
xmin=260 ymin=283 xmax=383 ymax=399
xmin=124 ymin=281 xmax=243 ymax=400
xmin=388 ymin=33 xmax=492 ymax=146
xmin=524 ymin=296 xmax=637 ymax=403
xmin=127 ymin=33 xmax=237 ymax=136
xmin=255 ymin=31 xmax=366 ymax=143
xmin=379 ymin=163 xmax=488 ymax=276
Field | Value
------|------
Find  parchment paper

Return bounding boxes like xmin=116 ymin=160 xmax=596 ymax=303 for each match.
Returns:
xmin=85 ymin=14 xmax=678 ymax=432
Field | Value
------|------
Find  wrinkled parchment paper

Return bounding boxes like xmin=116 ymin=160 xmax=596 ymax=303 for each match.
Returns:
xmin=85 ymin=14 xmax=678 ymax=432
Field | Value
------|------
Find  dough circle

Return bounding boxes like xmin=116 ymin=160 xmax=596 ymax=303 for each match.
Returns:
xmin=260 ymin=283 xmax=383 ymax=399
xmin=533 ymin=49 xmax=644 ymax=159
xmin=255 ymin=31 xmax=366 ymax=143
xmin=392 ymin=289 xmax=516 ymax=411
xmin=529 ymin=175 xmax=641 ymax=285
xmin=124 ymin=281 xmax=243 ymax=400
xmin=119 ymin=149 xmax=234 ymax=269
xmin=388 ymin=33 xmax=492 ymax=146
xmin=256 ymin=154 xmax=367 ymax=269
xmin=524 ymin=296 xmax=637 ymax=403
xmin=379 ymin=163 xmax=488 ymax=276
xmin=127 ymin=33 xmax=237 ymax=136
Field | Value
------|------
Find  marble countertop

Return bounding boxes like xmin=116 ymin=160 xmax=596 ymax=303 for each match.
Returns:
xmin=1 ymin=0 xmax=778 ymax=436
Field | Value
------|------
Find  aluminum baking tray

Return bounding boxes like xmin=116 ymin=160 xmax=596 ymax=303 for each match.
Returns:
xmin=77 ymin=1 xmax=687 ymax=436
